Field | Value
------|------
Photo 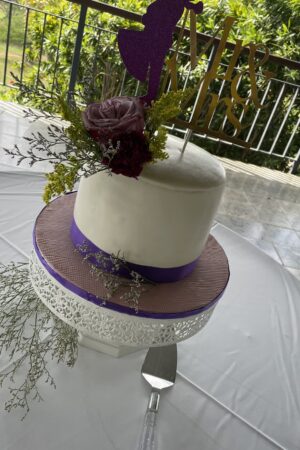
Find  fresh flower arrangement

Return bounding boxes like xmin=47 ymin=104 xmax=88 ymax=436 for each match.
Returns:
xmin=45 ymin=88 xmax=189 ymax=202
xmin=5 ymin=86 xmax=190 ymax=203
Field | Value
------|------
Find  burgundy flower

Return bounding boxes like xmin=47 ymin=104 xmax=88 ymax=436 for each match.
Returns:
xmin=102 ymin=132 xmax=152 ymax=178
xmin=82 ymin=96 xmax=145 ymax=144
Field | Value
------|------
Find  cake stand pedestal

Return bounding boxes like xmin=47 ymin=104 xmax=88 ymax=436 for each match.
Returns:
xmin=29 ymin=194 xmax=230 ymax=357
xmin=78 ymin=334 xmax=142 ymax=357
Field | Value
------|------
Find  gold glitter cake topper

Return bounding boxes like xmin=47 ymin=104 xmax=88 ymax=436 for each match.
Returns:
xmin=169 ymin=14 xmax=276 ymax=148
xmin=118 ymin=1 xmax=275 ymax=150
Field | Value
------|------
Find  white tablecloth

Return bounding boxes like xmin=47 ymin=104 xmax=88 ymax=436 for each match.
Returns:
xmin=0 ymin=162 xmax=300 ymax=450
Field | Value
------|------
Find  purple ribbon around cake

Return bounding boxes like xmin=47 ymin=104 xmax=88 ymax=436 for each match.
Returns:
xmin=70 ymin=219 xmax=199 ymax=283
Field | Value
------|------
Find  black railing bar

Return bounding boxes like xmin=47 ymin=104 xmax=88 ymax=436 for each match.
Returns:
xmin=20 ymin=8 xmax=30 ymax=84
xmin=244 ymin=148 xmax=295 ymax=160
xmin=3 ymin=2 xmax=13 ymax=85
xmin=182 ymin=67 xmax=192 ymax=90
xmin=1 ymin=0 xmax=118 ymax=35
xmin=51 ymin=18 xmax=65 ymax=94
xmin=68 ymin=0 xmax=143 ymax=23
xmin=218 ymin=78 xmax=239 ymax=136
xmin=166 ymin=73 xmax=172 ymax=93
xmin=269 ymin=87 xmax=299 ymax=154
xmin=2 ymin=0 xmax=299 ymax=72
xmin=208 ymin=76 xmax=228 ymax=130
xmin=67 ymin=0 xmax=300 ymax=71
xmin=290 ymin=151 xmax=300 ymax=174
xmin=166 ymin=124 xmax=297 ymax=160
xmin=283 ymin=115 xmax=300 ymax=158
xmin=0 ymin=81 xmax=16 ymax=88
xmin=183 ymin=44 xmax=218 ymax=145
xmin=90 ymin=27 xmax=103 ymax=83
xmin=166 ymin=124 xmax=298 ymax=161
xmin=187 ymin=60 xmax=300 ymax=87
xmin=193 ymin=32 xmax=300 ymax=73
xmin=181 ymin=65 xmax=300 ymax=88
xmin=234 ymin=73 xmax=284 ymax=139
xmin=291 ymin=147 xmax=300 ymax=173
xmin=83 ymin=22 xmax=117 ymax=32
xmin=193 ymin=130 xmax=263 ymax=153
xmin=246 ymin=80 xmax=272 ymax=142
xmin=0 ymin=0 xmax=116 ymax=35
xmin=269 ymin=150 xmax=296 ymax=159
xmin=0 ymin=0 xmax=114 ymax=33
xmin=212 ymin=139 xmax=297 ymax=160
xmin=200 ymin=44 xmax=220 ymax=140
xmin=1 ymin=0 xmax=81 ymax=23
xmin=36 ymin=13 xmax=47 ymax=89
xmin=256 ymin=83 xmax=286 ymax=151
xmin=265 ymin=76 xmax=300 ymax=89
xmin=4 ymin=0 xmax=298 ymax=87
xmin=206 ymin=41 xmax=219 ymax=72
xmin=187 ymin=58 xmax=300 ymax=87
xmin=68 ymin=3 xmax=88 ymax=102
xmin=234 ymin=82 xmax=252 ymax=137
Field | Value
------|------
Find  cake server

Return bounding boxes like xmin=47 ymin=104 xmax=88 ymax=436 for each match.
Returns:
xmin=136 ymin=344 xmax=177 ymax=450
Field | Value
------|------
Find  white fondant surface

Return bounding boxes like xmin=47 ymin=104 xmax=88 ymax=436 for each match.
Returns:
xmin=74 ymin=135 xmax=226 ymax=267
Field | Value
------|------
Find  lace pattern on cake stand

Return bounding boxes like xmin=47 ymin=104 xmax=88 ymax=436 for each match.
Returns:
xmin=29 ymin=251 xmax=216 ymax=348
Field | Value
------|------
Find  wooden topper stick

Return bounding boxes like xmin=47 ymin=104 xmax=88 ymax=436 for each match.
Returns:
xmin=190 ymin=10 xmax=197 ymax=70
xmin=190 ymin=16 xmax=236 ymax=126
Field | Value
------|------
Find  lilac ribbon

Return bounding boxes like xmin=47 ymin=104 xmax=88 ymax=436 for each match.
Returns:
xmin=70 ymin=218 xmax=199 ymax=283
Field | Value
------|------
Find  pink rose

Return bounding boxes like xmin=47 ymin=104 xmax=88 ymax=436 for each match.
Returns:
xmin=82 ymin=96 xmax=145 ymax=143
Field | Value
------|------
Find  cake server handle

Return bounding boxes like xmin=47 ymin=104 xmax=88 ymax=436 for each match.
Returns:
xmin=136 ymin=390 xmax=160 ymax=450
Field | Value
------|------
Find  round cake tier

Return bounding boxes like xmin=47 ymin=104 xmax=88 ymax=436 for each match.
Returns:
xmin=30 ymin=194 xmax=230 ymax=347
xmin=73 ymin=135 xmax=226 ymax=270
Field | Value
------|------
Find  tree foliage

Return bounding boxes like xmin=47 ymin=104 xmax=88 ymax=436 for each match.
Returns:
xmin=8 ymin=0 xmax=299 ymax=94
xmin=0 ymin=0 xmax=299 ymax=171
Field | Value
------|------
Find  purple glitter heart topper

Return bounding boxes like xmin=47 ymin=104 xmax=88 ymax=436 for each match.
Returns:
xmin=117 ymin=0 xmax=203 ymax=104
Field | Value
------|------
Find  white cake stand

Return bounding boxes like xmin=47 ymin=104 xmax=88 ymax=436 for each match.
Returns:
xmin=29 ymin=194 xmax=230 ymax=357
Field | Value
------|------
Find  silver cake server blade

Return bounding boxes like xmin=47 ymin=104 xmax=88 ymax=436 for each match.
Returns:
xmin=136 ymin=344 xmax=177 ymax=450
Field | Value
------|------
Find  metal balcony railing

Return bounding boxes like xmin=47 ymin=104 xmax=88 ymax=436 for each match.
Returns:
xmin=0 ymin=0 xmax=299 ymax=172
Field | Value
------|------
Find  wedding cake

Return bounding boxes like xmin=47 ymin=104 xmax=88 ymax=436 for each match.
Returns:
xmin=71 ymin=134 xmax=226 ymax=282
xmin=27 ymin=0 xmax=230 ymax=354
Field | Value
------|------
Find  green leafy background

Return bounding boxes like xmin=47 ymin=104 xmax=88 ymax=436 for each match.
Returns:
xmin=0 ymin=0 xmax=299 ymax=172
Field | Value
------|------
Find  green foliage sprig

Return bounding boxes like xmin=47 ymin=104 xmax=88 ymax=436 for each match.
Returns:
xmin=0 ymin=262 xmax=78 ymax=419
xmin=43 ymin=161 xmax=79 ymax=203
xmin=145 ymin=89 xmax=193 ymax=161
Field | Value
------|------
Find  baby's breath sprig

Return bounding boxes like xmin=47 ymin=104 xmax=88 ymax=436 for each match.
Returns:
xmin=4 ymin=105 xmax=112 ymax=203
xmin=145 ymin=89 xmax=193 ymax=161
xmin=0 ymin=262 xmax=78 ymax=419
xmin=3 ymin=123 xmax=72 ymax=168
xmin=121 ymin=271 xmax=148 ymax=313
xmin=76 ymin=243 xmax=154 ymax=313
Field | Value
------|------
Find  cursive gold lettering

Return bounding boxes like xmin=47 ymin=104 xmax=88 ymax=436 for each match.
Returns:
xmin=190 ymin=16 xmax=236 ymax=126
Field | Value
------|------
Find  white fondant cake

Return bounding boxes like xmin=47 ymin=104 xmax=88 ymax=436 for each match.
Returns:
xmin=73 ymin=135 xmax=225 ymax=269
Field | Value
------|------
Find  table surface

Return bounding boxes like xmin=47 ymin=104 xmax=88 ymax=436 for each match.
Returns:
xmin=1 ymin=151 xmax=300 ymax=450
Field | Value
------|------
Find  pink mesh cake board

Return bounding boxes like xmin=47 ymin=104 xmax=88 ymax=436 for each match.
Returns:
xmin=31 ymin=193 xmax=230 ymax=356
